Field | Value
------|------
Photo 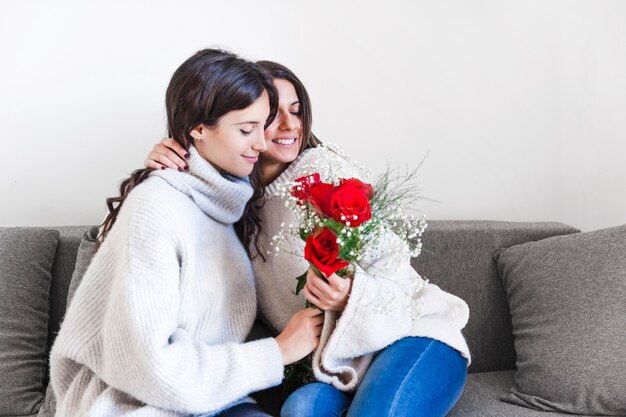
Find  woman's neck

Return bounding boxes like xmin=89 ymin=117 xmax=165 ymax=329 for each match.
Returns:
xmin=260 ymin=161 xmax=290 ymax=187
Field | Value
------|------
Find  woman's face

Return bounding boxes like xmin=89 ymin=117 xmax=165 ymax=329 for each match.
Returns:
xmin=193 ymin=91 xmax=269 ymax=177
xmin=261 ymin=79 xmax=303 ymax=166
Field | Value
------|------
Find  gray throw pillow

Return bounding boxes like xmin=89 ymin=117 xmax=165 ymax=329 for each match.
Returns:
xmin=495 ymin=224 xmax=626 ymax=415
xmin=38 ymin=226 xmax=99 ymax=417
xmin=66 ymin=226 xmax=99 ymax=307
xmin=0 ymin=228 xmax=59 ymax=416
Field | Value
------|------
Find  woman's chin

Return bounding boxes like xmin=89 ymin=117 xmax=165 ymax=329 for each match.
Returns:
xmin=221 ymin=164 xmax=254 ymax=178
xmin=265 ymin=147 xmax=299 ymax=165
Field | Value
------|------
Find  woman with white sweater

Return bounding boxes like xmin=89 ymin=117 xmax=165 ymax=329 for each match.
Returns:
xmin=145 ymin=61 xmax=471 ymax=417
xmin=50 ymin=50 xmax=325 ymax=417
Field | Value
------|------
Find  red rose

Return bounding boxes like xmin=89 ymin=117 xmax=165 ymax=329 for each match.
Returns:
xmin=304 ymin=227 xmax=349 ymax=277
xmin=307 ymin=183 xmax=335 ymax=217
xmin=330 ymin=180 xmax=373 ymax=227
xmin=291 ymin=173 xmax=322 ymax=202
xmin=339 ymin=178 xmax=374 ymax=200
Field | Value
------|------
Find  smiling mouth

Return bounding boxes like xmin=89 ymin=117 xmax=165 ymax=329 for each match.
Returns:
xmin=242 ymin=155 xmax=258 ymax=163
xmin=272 ymin=138 xmax=297 ymax=145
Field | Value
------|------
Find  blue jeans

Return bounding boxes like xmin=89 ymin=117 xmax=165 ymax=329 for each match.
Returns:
xmin=216 ymin=402 xmax=271 ymax=416
xmin=281 ymin=337 xmax=467 ymax=417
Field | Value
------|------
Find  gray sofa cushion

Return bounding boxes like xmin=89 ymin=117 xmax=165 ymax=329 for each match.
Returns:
xmin=65 ymin=226 xmax=99 ymax=306
xmin=47 ymin=226 xmax=93 ymax=353
xmin=412 ymin=221 xmax=579 ymax=373
xmin=495 ymin=224 xmax=626 ymax=415
xmin=0 ymin=228 xmax=59 ymax=416
xmin=449 ymin=371 xmax=602 ymax=417
xmin=38 ymin=226 xmax=99 ymax=417
xmin=36 ymin=384 xmax=56 ymax=417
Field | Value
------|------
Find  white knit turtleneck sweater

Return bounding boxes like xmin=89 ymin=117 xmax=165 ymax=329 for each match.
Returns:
xmin=50 ymin=146 xmax=284 ymax=417
xmin=253 ymin=145 xmax=471 ymax=392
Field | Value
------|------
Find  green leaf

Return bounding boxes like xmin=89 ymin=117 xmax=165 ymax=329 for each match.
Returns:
xmin=337 ymin=268 xmax=350 ymax=278
xmin=294 ymin=271 xmax=308 ymax=295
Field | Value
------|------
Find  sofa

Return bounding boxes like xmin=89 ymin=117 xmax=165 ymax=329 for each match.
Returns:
xmin=1 ymin=221 xmax=624 ymax=417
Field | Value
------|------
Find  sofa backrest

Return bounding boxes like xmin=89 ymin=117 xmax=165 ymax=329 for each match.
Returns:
xmin=45 ymin=222 xmax=579 ymax=375
xmin=411 ymin=220 xmax=579 ymax=373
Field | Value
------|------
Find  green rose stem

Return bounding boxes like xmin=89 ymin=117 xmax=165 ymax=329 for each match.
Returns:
xmin=283 ymin=263 xmax=345 ymax=401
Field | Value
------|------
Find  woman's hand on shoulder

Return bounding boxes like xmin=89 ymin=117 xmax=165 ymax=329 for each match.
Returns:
xmin=302 ymin=267 xmax=352 ymax=312
xmin=144 ymin=138 xmax=189 ymax=172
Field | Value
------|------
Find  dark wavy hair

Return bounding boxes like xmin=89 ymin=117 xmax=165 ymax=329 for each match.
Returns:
xmin=99 ymin=49 xmax=278 ymax=247
xmin=239 ymin=61 xmax=324 ymax=261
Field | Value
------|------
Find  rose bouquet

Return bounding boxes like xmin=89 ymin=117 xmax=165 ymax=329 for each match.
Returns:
xmin=292 ymin=175 xmax=375 ymax=296
xmin=271 ymin=154 xmax=428 ymax=398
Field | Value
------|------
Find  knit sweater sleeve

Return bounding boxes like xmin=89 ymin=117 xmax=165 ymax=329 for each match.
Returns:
xmin=65 ymin=190 xmax=284 ymax=414
xmin=310 ymin=231 xmax=415 ymax=390
xmin=264 ymin=145 xmax=469 ymax=391
xmin=301 ymin=171 xmax=471 ymax=392
xmin=312 ymin=230 xmax=470 ymax=391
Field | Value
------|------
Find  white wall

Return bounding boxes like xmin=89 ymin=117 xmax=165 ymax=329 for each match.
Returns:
xmin=1 ymin=0 xmax=625 ymax=232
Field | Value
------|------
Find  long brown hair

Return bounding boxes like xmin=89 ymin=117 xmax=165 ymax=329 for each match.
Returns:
xmin=99 ymin=49 xmax=278 ymax=245
xmin=238 ymin=61 xmax=323 ymax=261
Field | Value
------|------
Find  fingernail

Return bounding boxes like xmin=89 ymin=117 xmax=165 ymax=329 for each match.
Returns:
xmin=184 ymin=165 xmax=189 ymax=171
xmin=184 ymin=153 xmax=190 ymax=159
xmin=160 ymin=166 xmax=166 ymax=170
xmin=178 ymin=167 xmax=184 ymax=172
